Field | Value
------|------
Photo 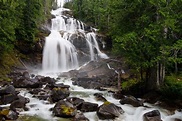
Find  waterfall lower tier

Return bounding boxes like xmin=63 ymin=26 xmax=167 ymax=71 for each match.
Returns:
xmin=42 ymin=30 xmax=78 ymax=72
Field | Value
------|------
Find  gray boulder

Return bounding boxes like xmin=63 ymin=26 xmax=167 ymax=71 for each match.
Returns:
xmin=97 ymin=102 xmax=124 ymax=120
xmin=119 ymin=96 xmax=143 ymax=107
xmin=53 ymin=100 xmax=77 ymax=118
xmin=143 ymin=110 xmax=162 ymax=121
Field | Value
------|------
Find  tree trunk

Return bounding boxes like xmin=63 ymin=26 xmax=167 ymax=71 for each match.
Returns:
xmin=145 ymin=62 xmax=165 ymax=91
xmin=174 ymin=49 xmax=178 ymax=74
xmin=146 ymin=67 xmax=157 ymax=91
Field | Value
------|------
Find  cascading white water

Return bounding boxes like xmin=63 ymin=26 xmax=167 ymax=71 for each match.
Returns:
xmin=42 ymin=0 xmax=108 ymax=73
xmin=20 ymin=76 xmax=182 ymax=121
xmin=86 ymin=32 xmax=109 ymax=60
xmin=42 ymin=30 xmax=78 ymax=72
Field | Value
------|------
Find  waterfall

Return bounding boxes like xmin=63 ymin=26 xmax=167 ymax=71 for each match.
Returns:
xmin=42 ymin=0 xmax=108 ymax=73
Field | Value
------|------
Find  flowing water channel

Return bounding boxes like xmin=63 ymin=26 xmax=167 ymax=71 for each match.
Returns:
xmin=16 ymin=0 xmax=182 ymax=121
xmin=17 ymin=74 xmax=182 ymax=121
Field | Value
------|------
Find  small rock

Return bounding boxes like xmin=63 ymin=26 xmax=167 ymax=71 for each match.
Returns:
xmin=143 ymin=110 xmax=162 ymax=121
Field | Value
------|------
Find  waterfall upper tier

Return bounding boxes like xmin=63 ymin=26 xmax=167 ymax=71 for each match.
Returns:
xmin=42 ymin=0 xmax=108 ymax=73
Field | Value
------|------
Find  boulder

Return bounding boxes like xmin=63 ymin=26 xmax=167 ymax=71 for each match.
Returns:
xmin=62 ymin=10 xmax=73 ymax=17
xmin=13 ymin=77 xmax=40 ymax=88
xmin=6 ymin=110 xmax=19 ymax=120
xmin=1 ymin=94 xmax=18 ymax=105
xmin=10 ymin=95 xmax=30 ymax=111
xmin=78 ymin=102 xmax=98 ymax=112
xmin=30 ymin=89 xmax=50 ymax=101
xmin=0 ymin=85 xmax=18 ymax=105
xmin=53 ymin=100 xmax=77 ymax=118
xmin=175 ymin=119 xmax=182 ymax=121
xmin=73 ymin=111 xmax=89 ymax=121
xmin=143 ymin=110 xmax=162 ymax=121
xmin=22 ymin=71 xmax=30 ymax=79
xmin=119 ymin=96 xmax=143 ymax=107
xmin=29 ymin=88 xmax=45 ymax=95
xmin=38 ymin=76 xmax=56 ymax=88
xmin=0 ymin=107 xmax=19 ymax=120
xmin=97 ymin=101 xmax=124 ymax=120
xmin=0 ymin=85 xmax=16 ymax=95
xmin=72 ymin=77 xmax=102 ymax=89
xmin=51 ymin=85 xmax=70 ymax=102
xmin=66 ymin=97 xmax=84 ymax=108
xmin=94 ymin=93 xmax=107 ymax=102
xmin=113 ymin=91 xmax=125 ymax=99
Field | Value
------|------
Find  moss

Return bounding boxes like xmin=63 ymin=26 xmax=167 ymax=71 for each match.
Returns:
xmin=18 ymin=115 xmax=49 ymax=121
xmin=103 ymin=101 xmax=111 ymax=105
xmin=0 ymin=51 xmax=21 ymax=81
xmin=18 ymin=115 xmax=72 ymax=121
xmin=0 ymin=109 xmax=9 ymax=116
xmin=122 ymin=78 xmax=139 ymax=90
xmin=60 ymin=105 xmax=75 ymax=115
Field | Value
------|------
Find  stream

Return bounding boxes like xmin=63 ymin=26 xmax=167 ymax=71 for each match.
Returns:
xmin=1 ymin=0 xmax=181 ymax=121
xmin=16 ymin=73 xmax=182 ymax=121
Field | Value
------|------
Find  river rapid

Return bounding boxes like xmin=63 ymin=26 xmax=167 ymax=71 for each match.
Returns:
xmin=16 ymin=73 xmax=181 ymax=121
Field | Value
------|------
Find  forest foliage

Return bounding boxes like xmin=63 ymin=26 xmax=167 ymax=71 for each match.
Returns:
xmin=0 ymin=0 xmax=52 ymax=57
xmin=0 ymin=0 xmax=53 ymax=79
xmin=67 ymin=0 xmax=182 ymax=90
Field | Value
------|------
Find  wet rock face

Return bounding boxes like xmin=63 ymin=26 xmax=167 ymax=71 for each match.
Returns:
xmin=97 ymin=102 xmax=124 ymax=120
xmin=53 ymin=100 xmax=77 ymax=118
xmin=77 ymin=102 xmax=98 ymax=112
xmin=0 ymin=85 xmax=16 ymax=95
xmin=66 ymin=97 xmax=84 ymax=108
xmin=0 ymin=85 xmax=18 ymax=105
xmin=94 ymin=93 xmax=107 ymax=102
xmin=73 ymin=111 xmax=89 ymax=121
xmin=113 ymin=91 xmax=125 ymax=99
xmin=143 ymin=110 xmax=162 ymax=121
xmin=67 ymin=60 xmax=119 ymax=90
xmin=22 ymin=71 xmax=30 ymax=79
xmin=119 ymin=96 xmax=143 ymax=107
xmin=13 ymin=77 xmax=40 ymax=88
xmin=10 ymin=95 xmax=30 ymax=111
xmin=72 ymin=77 xmax=102 ymax=89
xmin=70 ymin=33 xmax=88 ymax=52
xmin=39 ymin=76 xmax=56 ymax=87
xmin=51 ymin=84 xmax=70 ymax=102
xmin=29 ymin=88 xmax=50 ymax=101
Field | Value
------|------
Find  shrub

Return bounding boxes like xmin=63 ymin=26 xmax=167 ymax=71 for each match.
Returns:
xmin=161 ymin=75 xmax=182 ymax=100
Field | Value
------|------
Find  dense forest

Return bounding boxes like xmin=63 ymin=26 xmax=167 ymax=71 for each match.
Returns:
xmin=0 ymin=0 xmax=52 ymax=78
xmin=0 ymin=0 xmax=182 ymax=98
xmin=65 ymin=0 xmax=182 ymax=97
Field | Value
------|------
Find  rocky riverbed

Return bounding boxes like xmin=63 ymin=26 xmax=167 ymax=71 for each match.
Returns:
xmin=0 ymin=59 xmax=182 ymax=121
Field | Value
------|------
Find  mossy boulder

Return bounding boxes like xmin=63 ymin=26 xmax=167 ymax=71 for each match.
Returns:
xmin=51 ymin=86 xmax=70 ymax=102
xmin=0 ymin=107 xmax=19 ymax=120
xmin=97 ymin=102 xmax=124 ymax=120
xmin=53 ymin=100 xmax=77 ymax=118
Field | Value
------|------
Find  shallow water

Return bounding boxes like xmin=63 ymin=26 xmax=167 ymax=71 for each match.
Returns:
xmin=16 ymin=76 xmax=182 ymax=121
